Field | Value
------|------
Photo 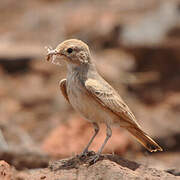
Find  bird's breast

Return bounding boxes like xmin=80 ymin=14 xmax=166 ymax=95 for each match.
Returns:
xmin=66 ymin=73 xmax=113 ymax=124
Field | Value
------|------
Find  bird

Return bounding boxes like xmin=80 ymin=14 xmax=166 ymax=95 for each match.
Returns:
xmin=46 ymin=39 xmax=163 ymax=162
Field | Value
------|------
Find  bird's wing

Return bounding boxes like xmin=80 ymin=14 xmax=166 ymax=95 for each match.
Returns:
xmin=59 ymin=79 xmax=70 ymax=103
xmin=85 ymin=78 xmax=140 ymax=127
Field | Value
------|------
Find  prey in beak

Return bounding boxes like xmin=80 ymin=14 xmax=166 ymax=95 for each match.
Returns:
xmin=45 ymin=46 xmax=58 ymax=61
xmin=45 ymin=46 xmax=63 ymax=65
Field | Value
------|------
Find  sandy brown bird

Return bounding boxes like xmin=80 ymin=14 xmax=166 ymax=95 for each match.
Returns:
xmin=46 ymin=39 xmax=163 ymax=162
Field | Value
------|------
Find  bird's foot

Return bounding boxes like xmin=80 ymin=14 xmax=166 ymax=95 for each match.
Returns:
xmin=78 ymin=150 xmax=95 ymax=160
xmin=88 ymin=154 xmax=100 ymax=165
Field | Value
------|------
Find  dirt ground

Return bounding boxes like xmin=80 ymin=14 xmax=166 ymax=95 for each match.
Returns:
xmin=0 ymin=0 xmax=180 ymax=179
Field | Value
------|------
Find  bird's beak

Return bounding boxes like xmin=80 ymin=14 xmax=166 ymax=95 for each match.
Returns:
xmin=46 ymin=46 xmax=65 ymax=66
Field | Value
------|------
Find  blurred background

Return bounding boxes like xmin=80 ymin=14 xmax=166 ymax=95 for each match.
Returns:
xmin=0 ymin=0 xmax=180 ymax=173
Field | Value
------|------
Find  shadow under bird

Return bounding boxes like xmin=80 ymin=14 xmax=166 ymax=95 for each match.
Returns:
xmin=46 ymin=39 xmax=163 ymax=163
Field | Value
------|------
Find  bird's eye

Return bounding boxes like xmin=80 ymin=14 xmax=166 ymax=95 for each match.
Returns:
xmin=67 ymin=48 xmax=73 ymax=54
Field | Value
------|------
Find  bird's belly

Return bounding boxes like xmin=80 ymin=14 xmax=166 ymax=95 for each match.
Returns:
xmin=68 ymin=85 xmax=112 ymax=124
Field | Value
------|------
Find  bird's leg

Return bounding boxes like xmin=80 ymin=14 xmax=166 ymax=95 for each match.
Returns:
xmin=81 ymin=122 xmax=99 ymax=156
xmin=89 ymin=124 xmax=112 ymax=164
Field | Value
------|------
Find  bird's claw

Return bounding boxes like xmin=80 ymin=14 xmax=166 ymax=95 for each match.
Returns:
xmin=78 ymin=151 xmax=95 ymax=160
xmin=88 ymin=154 xmax=100 ymax=165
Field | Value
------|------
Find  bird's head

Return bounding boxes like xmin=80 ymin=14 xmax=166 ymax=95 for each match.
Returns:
xmin=46 ymin=39 xmax=91 ymax=66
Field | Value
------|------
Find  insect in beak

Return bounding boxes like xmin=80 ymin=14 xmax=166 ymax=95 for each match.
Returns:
xmin=45 ymin=46 xmax=65 ymax=66
xmin=45 ymin=46 xmax=58 ymax=62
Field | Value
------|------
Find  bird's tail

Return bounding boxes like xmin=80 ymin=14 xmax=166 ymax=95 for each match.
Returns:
xmin=127 ymin=126 xmax=163 ymax=152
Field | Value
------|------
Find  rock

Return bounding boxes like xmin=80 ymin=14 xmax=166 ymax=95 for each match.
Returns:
xmin=14 ymin=154 xmax=179 ymax=180
xmin=0 ymin=161 xmax=12 ymax=180
xmin=0 ymin=146 xmax=49 ymax=170
xmin=121 ymin=2 xmax=180 ymax=47
xmin=166 ymin=168 xmax=180 ymax=176
xmin=0 ymin=43 xmax=43 ymax=74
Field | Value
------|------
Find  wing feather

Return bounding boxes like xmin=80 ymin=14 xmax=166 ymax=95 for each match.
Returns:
xmin=59 ymin=79 xmax=70 ymax=103
xmin=85 ymin=78 xmax=140 ymax=127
